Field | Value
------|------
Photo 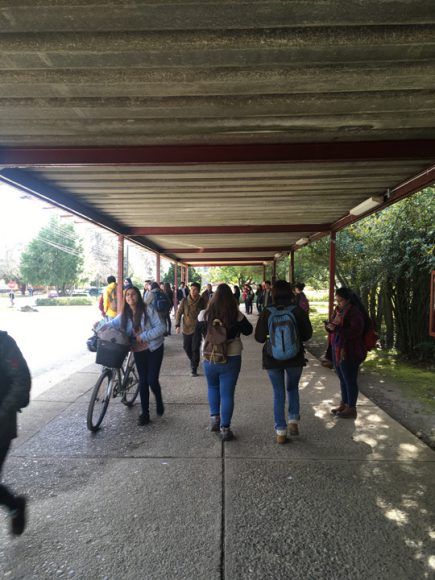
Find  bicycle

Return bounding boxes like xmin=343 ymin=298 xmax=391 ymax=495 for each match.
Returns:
xmin=87 ymin=350 xmax=140 ymax=432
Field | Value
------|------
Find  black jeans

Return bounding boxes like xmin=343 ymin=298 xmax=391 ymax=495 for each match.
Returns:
xmin=183 ymin=333 xmax=200 ymax=372
xmin=165 ymin=312 xmax=171 ymax=335
xmin=133 ymin=345 xmax=164 ymax=416
xmin=0 ymin=440 xmax=18 ymax=511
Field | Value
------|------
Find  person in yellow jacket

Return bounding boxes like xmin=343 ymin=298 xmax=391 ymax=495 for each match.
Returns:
xmin=103 ymin=276 xmax=118 ymax=319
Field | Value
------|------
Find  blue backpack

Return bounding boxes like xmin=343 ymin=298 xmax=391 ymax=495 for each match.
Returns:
xmin=266 ymin=305 xmax=300 ymax=360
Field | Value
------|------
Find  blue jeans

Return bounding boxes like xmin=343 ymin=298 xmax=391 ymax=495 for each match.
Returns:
xmin=267 ymin=367 xmax=303 ymax=431
xmin=133 ymin=345 xmax=164 ymax=416
xmin=335 ymin=359 xmax=360 ymax=408
xmin=203 ymin=356 xmax=242 ymax=428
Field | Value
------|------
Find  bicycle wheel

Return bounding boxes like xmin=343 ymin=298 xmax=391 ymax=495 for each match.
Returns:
xmin=121 ymin=355 xmax=140 ymax=406
xmin=87 ymin=369 xmax=113 ymax=431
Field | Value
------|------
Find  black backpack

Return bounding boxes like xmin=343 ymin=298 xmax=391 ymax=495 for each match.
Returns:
xmin=153 ymin=290 xmax=170 ymax=314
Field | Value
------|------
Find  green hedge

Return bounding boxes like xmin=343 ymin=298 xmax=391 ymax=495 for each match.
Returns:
xmin=36 ymin=297 xmax=93 ymax=306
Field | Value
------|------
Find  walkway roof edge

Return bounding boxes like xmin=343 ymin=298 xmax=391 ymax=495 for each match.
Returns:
xmin=2 ymin=140 xmax=435 ymax=166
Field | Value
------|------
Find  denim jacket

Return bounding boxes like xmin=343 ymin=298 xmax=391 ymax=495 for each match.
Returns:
xmin=108 ymin=304 xmax=165 ymax=352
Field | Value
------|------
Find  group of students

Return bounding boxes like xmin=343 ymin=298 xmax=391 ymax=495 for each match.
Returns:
xmin=102 ymin=276 xmax=371 ymax=443
xmin=0 ymin=278 xmax=372 ymax=536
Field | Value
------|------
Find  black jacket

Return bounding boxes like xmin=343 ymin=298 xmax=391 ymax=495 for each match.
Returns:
xmin=0 ymin=331 xmax=31 ymax=441
xmin=255 ymin=300 xmax=312 ymax=368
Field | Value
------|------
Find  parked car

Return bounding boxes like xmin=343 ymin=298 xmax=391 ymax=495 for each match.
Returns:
xmin=87 ymin=287 xmax=103 ymax=297
xmin=72 ymin=288 xmax=89 ymax=297
xmin=47 ymin=290 xmax=59 ymax=298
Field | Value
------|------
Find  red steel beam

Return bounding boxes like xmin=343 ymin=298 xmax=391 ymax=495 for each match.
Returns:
xmin=117 ymin=235 xmax=124 ymax=312
xmin=187 ymin=262 xmax=267 ymax=267
xmin=331 ymin=164 xmax=435 ymax=232
xmin=328 ymin=232 xmax=336 ymax=320
xmin=131 ymin=224 xmax=329 ymax=236
xmin=291 ymin=164 xmax=435 ymax=251
xmin=163 ymin=246 xmax=292 ymax=254
xmin=187 ymin=257 xmax=272 ymax=262
xmin=1 ymin=141 xmax=435 ymax=166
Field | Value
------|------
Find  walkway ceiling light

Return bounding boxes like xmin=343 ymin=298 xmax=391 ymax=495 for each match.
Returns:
xmin=295 ymin=238 xmax=309 ymax=246
xmin=349 ymin=195 xmax=384 ymax=216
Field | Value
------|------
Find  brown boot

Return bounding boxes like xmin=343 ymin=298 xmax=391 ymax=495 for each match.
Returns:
xmin=331 ymin=402 xmax=346 ymax=415
xmin=287 ymin=422 xmax=299 ymax=436
xmin=276 ymin=430 xmax=287 ymax=444
xmin=336 ymin=406 xmax=357 ymax=419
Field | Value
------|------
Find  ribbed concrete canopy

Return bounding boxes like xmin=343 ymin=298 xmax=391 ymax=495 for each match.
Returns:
xmin=1 ymin=1 xmax=435 ymax=264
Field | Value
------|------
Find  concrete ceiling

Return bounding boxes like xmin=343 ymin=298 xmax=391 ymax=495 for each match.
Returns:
xmin=1 ymin=1 xmax=435 ymax=265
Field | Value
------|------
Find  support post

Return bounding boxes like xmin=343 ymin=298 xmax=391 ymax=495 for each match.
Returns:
xmin=174 ymin=264 xmax=179 ymax=307
xmin=328 ymin=231 xmax=336 ymax=319
xmin=185 ymin=265 xmax=189 ymax=285
xmin=272 ymin=259 xmax=277 ymax=284
xmin=156 ymin=254 xmax=161 ymax=284
xmin=289 ymin=251 xmax=295 ymax=284
xmin=117 ymin=235 xmax=124 ymax=312
xmin=262 ymin=264 xmax=266 ymax=282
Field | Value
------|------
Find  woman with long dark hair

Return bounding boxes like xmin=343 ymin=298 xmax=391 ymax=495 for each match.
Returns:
xmin=195 ymin=283 xmax=253 ymax=441
xmin=326 ymin=287 xmax=370 ymax=419
xmin=106 ymin=286 xmax=166 ymax=425
xmin=255 ymin=280 xmax=312 ymax=443
xmin=163 ymin=282 xmax=174 ymax=334
xmin=292 ymin=282 xmax=309 ymax=313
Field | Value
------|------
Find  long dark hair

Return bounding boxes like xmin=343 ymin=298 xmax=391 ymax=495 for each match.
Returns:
xmin=120 ymin=286 xmax=146 ymax=332
xmin=164 ymin=282 xmax=173 ymax=299
xmin=205 ymin=283 xmax=238 ymax=328
xmin=336 ymin=287 xmax=370 ymax=330
xmin=272 ymin=280 xmax=294 ymax=304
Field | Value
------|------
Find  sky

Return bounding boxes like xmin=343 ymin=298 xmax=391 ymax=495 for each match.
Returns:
xmin=1 ymin=182 xmax=51 ymax=246
xmin=0 ymin=183 xmax=172 ymax=281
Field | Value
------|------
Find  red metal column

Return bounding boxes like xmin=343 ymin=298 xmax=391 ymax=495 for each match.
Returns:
xmin=185 ymin=266 xmax=189 ymax=285
xmin=174 ymin=264 xmax=179 ymax=308
xmin=272 ymin=259 xmax=277 ymax=284
xmin=328 ymin=232 xmax=336 ymax=319
xmin=117 ymin=235 xmax=124 ymax=311
xmin=290 ymin=251 xmax=295 ymax=284
xmin=156 ymin=254 xmax=161 ymax=283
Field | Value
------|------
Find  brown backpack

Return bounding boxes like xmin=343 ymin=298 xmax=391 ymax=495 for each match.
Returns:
xmin=203 ymin=319 xmax=227 ymax=364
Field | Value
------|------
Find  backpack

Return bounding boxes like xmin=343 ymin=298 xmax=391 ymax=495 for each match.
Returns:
xmin=364 ymin=319 xmax=378 ymax=351
xmin=297 ymin=293 xmax=309 ymax=313
xmin=266 ymin=305 xmax=300 ymax=360
xmin=153 ymin=289 xmax=170 ymax=314
xmin=108 ymin=287 xmax=117 ymax=312
xmin=203 ymin=319 xmax=228 ymax=364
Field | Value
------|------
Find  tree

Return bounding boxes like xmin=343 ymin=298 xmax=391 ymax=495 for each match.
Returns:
xmin=161 ymin=263 xmax=202 ymax=286
xmin=20 ymin=217 xmax=84 ymax=292
xmin=208 ymin=265 xmax=265 ymax=287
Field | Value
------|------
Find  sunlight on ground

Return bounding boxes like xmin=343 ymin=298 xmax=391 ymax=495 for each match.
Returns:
xmin=398 ymin=443 xmax=422 ymax=460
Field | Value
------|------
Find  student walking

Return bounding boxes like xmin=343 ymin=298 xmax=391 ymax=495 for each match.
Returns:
xmin=255 ymin=280 xmax=312 ymax=444
xmin=195 ymin=283 xmax=253 ymax=441
xmin=105 ymin=286 xmax=166 ymax=425
xmin=0 ymin=331 xmax=31 ymax=535
xmin=175 ymin=282 xmax=206 ymax=377
xmin=103 ymin=275 xmax=117 ymax=320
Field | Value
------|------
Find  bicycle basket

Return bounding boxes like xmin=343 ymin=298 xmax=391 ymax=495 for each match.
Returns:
xmin=96 ymin=339 xmax=130 ymax=368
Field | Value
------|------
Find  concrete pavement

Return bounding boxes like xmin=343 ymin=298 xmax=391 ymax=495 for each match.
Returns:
xmin=1 ymin=319 xmax=434 ymax=579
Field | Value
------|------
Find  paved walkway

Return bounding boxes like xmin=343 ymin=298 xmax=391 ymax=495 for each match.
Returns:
xmin=1 ymin=320 xmax=434 ymax=579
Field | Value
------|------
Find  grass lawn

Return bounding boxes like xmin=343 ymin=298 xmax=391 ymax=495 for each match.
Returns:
xmin=309 ymin=301 xmax=435 ymax=413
